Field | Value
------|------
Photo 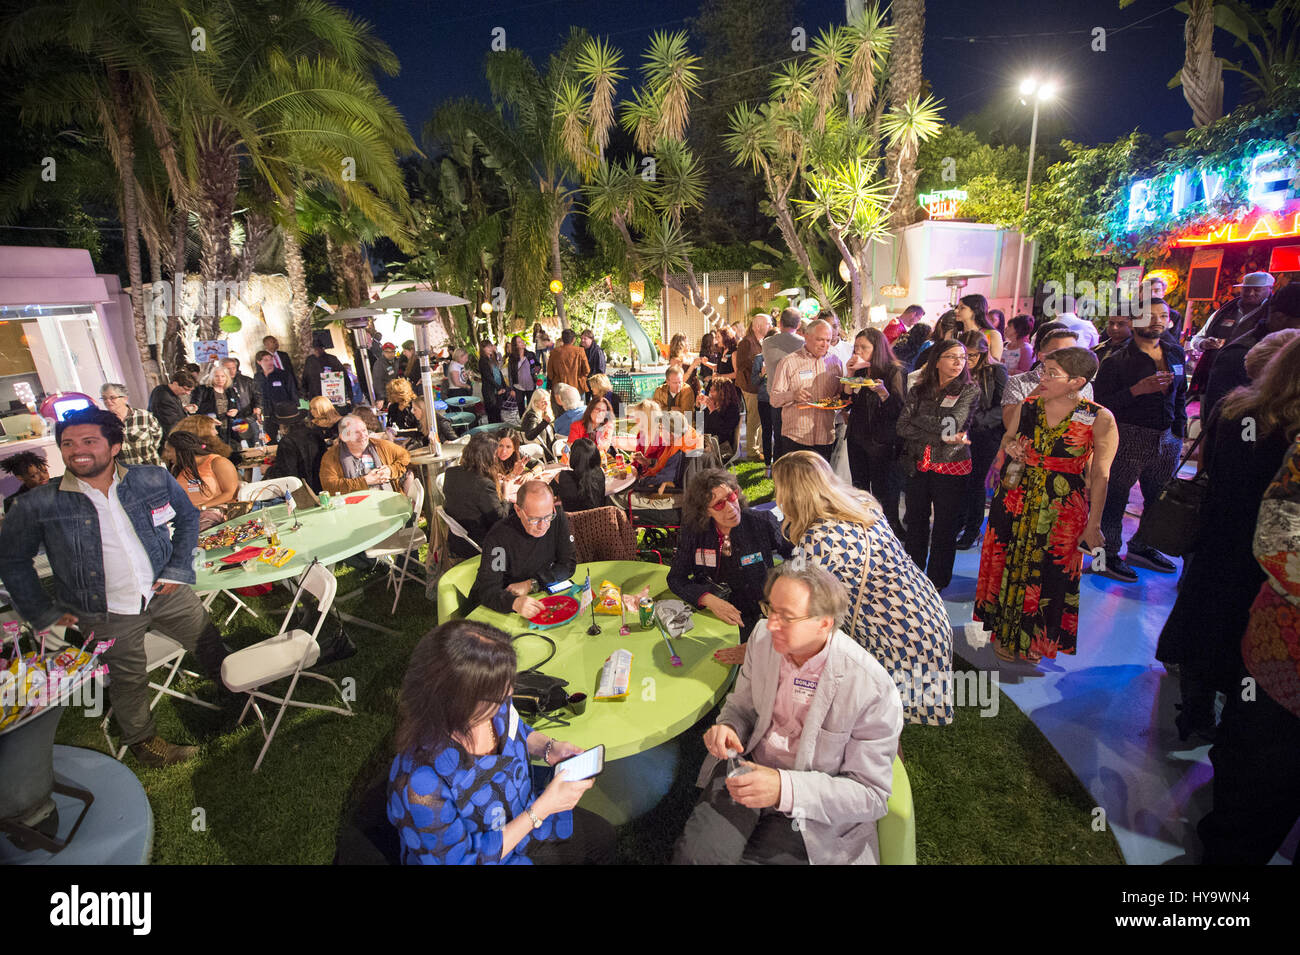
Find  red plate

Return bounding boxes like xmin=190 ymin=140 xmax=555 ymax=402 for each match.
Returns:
xmin=528 ymin=594 xmax=579 ymax=629
xmin=220 ymin=545 xmax=266 ymax=565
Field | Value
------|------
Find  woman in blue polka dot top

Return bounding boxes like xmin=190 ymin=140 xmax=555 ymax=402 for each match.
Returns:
xmin=388 ymin=620 xmax=617 ymax=864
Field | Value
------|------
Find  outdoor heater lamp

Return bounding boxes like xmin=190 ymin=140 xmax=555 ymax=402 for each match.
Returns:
xmin=924 ymin=268 xmax=992 ymax=310
xmin=368 ymin=290 xmax=471 ymax=457
xmin=333 ymin=306 xmax=385 ymax=404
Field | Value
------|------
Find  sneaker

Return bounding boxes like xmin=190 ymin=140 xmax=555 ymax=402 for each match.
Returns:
xmin=129 ymin=736 xmax=199 ymax=768
xmin=1097 ymin=555 xmax=1138 ymax=583
xmin=1126 ymin=545 xmax=1176 ymax=573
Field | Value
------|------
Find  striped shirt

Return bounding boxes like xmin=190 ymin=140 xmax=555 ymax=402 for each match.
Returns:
xmin=769 ymin=347 xmax=845 ymax=447
xmin=118 ymin=407 xmax=164 ymax=467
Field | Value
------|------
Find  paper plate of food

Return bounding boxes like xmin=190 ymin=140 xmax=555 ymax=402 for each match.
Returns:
xmin=528 ymin=594 xmax=579 ymax=629
xmin=800 ymin=397 xmax=851 ymax=411
xmin=839 ymin=376 xmax=879 ymax=390
xmin=198 ymin=519 xmax=265 ymax=551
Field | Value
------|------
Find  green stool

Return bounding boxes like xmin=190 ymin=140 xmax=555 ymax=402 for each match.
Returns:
xmin=468 ymin=421 xmax=510 ymax=437
xmin=436 ymin=556 xmax=480 ymax=622
xmin=878 ymin=755 xmax=916 ymax=865
xmin=445 ymin=411 xmax=477 ymax=434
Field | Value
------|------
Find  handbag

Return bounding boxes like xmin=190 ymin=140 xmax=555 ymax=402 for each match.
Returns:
xmin=1134 ymin=432 xmax=1206 ymax=557
xmin=500 ymin=391 xmax=521 ymax=426
xmin=510 ymin=632 xmax=569 ymax=719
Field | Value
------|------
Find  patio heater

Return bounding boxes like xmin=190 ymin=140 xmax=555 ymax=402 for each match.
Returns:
xmin=368 ymin=290 xmax=470 ymax=457
xmin=924 ymin=268 xmax=992 ymax=312
xmin=333 ymin=306 xmax=385 ymax=404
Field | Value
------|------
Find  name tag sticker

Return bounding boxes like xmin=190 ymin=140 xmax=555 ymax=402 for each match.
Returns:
xmin=792 ymin=677 xmax=818 ymax=706
xmin=799 ymin=369 xmax=815 ymax=382
xmin=151 ymin=502 xmax=176 ymax=526
xmin=694 ymin=548 xmax=718 ymax=568
xmin=1070 ymin=410 xmax=1096 ymax=425
xmin=740 ymin=552 xmax=762 ymax=567
xmin=940 ymin=395 xmax=958 ymax=407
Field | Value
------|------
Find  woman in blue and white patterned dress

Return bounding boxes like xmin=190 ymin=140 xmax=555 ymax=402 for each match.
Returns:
xmin=773 ymin=451 xmax=954 ymax=725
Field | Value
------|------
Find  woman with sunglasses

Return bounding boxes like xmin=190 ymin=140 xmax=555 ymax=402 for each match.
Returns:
xmin=388 ymin=619 xmax=615 ymax=864
xmin=668 ymin=469 xmax=794 ymax=665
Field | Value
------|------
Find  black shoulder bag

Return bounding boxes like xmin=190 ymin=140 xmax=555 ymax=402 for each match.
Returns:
xmin=510 ymin=632 xmax=570 ymax=724
xmin=1134 ymin=431 xmax=1207 ymax=557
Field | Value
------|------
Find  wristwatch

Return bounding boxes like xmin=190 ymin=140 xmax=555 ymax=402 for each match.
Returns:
xmin=525 ymin=805 xmax=543 ymax=829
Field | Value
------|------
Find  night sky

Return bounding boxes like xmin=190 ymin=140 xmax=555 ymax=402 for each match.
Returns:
xmin=340 ymin=0 xmax=1242 ymax=150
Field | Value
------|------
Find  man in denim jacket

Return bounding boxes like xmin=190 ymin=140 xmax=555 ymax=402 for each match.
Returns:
xmin=0 ymin=409 xmax=228 ymax=767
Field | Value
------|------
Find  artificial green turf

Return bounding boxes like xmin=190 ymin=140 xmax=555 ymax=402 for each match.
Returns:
xmin=49 ymin=468 xmax=1124 ymax=865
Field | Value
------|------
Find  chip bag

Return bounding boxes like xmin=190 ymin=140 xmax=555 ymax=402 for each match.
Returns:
xmin=595 ymin=579 xmax=623 ymax=615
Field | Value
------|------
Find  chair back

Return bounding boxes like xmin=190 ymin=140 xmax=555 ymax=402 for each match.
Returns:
xmin=551 ymin=436 xmax=568 ymax=460
xmin=404 ymin=472 xmax=425 ymax=521
xmin=436 ymin=555 xmax=481 ymax=622
xmin=277 ymin=560 xmax=338 ymax=643
xmin=436 ymin=505 xmax=482 ymax=553
xmin=239 ymin=476 xmax=303 ymax=502
xmin=569 ymin=505 xmax=636 ymax=563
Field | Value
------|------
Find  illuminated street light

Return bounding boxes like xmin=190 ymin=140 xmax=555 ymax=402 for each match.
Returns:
xmin=1012 ymin=75 xmax=1061 ymax=314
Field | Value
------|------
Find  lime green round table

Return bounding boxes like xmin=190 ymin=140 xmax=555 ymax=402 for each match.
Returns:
xmin=467 ymin=560 xmax=738 ymax=823
xmin=193 ymin=490 xmax=411 ymax=592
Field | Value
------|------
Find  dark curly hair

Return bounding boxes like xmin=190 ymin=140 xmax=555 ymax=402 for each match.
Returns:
xmin=682 ymin=467 xmax=747 ymax=532
xmin=55 ymin=407 xmax=124 ymax=448
xmin=0 ymin=450 xmax=47 ymax=478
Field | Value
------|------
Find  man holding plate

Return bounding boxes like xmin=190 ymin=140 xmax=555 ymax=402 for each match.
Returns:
xmin=472 ymin=481 xmax=577 ymax=617
xmin=768 ymin=319 xmax=844 ymax=464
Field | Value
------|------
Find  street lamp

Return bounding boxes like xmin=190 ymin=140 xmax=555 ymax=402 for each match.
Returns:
xmin=1011 ymin=77 xmax=1058 ymax=315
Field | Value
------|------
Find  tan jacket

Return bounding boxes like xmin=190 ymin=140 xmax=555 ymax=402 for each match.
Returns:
xmin=547 ymin=344 xmax=591 ymax=395
xmin=652 ymin=383 xmax=696 ymax=413
xmin=319 ymin=437 xmax=411 ymax=494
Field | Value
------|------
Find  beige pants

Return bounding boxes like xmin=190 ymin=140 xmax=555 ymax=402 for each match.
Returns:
xmin=742 ymin=390 xmax=762 ymax=460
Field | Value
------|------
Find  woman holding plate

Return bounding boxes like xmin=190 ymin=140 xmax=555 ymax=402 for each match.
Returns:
xmin=844 ymin=328 xmax=906 ymax=538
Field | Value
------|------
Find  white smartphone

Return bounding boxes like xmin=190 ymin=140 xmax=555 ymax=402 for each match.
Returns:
xmin=545 ymin=578 xmax=574 ymax=595
xmin=554 ymin=744 xmax=605 ymax=781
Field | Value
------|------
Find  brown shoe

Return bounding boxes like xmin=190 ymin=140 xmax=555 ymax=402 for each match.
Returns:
xmin=129 ymin=736 xmax=199 ymax=768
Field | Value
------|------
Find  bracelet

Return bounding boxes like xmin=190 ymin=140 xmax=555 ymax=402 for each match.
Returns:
xmin=542 ymin=740 xmax=554 ymax=766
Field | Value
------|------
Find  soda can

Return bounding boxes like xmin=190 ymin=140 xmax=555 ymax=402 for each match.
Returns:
xmin=318 ymin=490 xmax=331 ymax=510
xmin=638 ymin=597 xmax=655 ymax=630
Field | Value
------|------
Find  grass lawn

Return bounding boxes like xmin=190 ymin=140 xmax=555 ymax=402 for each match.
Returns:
xmin=49 ymin=462 xmax=1123 ymax=864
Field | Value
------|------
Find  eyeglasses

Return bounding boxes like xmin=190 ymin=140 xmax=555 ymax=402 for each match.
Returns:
xmin=521 ymin=511 xmax=556 ymax=528
xmin=710 ymin=490 xmax=739 ymax=512
xmin=760 ymin=601 xmax=817 ymax=627
xmin=103 ymin=394 xmax=125 ymax=403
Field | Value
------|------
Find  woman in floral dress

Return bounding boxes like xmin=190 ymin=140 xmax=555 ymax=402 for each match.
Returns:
xmin=975 ymin=348 xmax=1117 ymax=663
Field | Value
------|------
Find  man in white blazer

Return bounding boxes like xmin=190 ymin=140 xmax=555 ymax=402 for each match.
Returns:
xmin=673 ymin=562 xmax=904 ymax=864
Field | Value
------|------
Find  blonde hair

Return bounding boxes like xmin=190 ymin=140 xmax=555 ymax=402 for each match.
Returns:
xmin=1244 ymin=328 xmax=1300 ymax=381
xmin=309 ymin=395 xmax=341 ymax=428
xmin=588 ymin=373 xmax=612 ymax=398
xmin=627 ymin=399 xmax=660 ymax=437
xmin=529 ymin=388 xmax=555 ymax=422
xmin=772 ymin=450 xmax=880 ymax=542
xmin=1221 ymin=333 xmax=1300 ymax=440
xmin=386 ymin=377 xmax=415 ymax=409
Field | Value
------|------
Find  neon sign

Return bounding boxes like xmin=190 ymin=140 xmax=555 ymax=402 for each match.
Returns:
xmin=1174 ymin=204 xmax=1300 ymax=246
xmin=918 ymin=189 xmax=967 ymax=220
xmin=1125 ymin=149 xmax=1297 ymax=231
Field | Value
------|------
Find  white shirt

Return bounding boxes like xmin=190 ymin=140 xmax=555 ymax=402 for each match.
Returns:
xmin=77 ymin=472 xmax=159 ymax=615
xmin=829 ymin=337 xmax=855 ymax=370
xmin=1053 ymin=313 xmax=1100 ymax=350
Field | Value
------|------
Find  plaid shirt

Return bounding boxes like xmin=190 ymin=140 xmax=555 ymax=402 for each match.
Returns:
xmin=118 ymin=406 xmax=164 ymax=467
xmin=769 ymin=347 xmax=844 ymax=446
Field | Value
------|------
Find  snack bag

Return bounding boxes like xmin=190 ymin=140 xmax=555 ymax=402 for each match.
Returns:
xmin=595 ymin=579 xmax=623 ymax=615
xmin=594 ymin=649 xmax=633 ymax=700
xmin=621 ymin=584 xmax=651 ymax=616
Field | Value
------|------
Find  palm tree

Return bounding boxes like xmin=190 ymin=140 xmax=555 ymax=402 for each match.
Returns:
xmin=1121 ymin=0 xmax=1223 ymax=128
xmin=884 ymin=0 xmax=925 ymax=226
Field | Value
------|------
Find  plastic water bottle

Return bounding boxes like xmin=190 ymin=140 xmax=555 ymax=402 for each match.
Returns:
xmin=725 ymin=749 xmax=752 ymax=778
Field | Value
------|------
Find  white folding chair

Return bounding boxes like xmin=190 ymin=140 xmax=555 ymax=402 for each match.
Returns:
xmin=220 ymin=560 xmax=353 ymax=772
xmin=552 ymin=436 xmax=569 ymax=460
xmin=102 ymin=631 xmax=220 ymax=760
xmin=237 ymin=476 xmax=303 ymax=502
xmin=365 ymin=479 xmax=427 ymax=613
xmin=436 ymin=506 xmax=482 ymax=554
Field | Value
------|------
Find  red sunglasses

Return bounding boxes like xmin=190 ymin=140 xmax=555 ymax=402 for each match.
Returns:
xmin=710 ymin=490 xmax=739 ymax=511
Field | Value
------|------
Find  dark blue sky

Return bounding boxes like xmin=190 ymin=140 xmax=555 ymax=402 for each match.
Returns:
xmin=341 ymin=0 xmax=1240 ymax=148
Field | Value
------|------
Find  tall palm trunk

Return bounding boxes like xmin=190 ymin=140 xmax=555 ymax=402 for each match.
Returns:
xmin=107 ymin=68 xmax=151 ymax=374
xmin=340 ymin=241 xmax=369 ymax=307
xmin=550 ymin=227 xmax=568 ymax=330
xmin=886 ymin=0 xmax=925 ymax=228
xmin=1182 ymin=0 xmax=1223 ymax=127
xmin=280 ymin=193 xmax=313 ymax=366
xmin=196 ymin=141 xmax=239 ymax=338
xmin=324 ymin=235 xmax=348 ymax=305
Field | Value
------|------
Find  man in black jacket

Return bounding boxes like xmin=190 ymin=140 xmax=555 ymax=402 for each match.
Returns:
xmin=581 ymin=328 xmax=606 ymax=376
xmin=471 ymin=481 xmax=577 ymax=616
xmin=1093 ymin=298 xmax=1188 ymax=583
xmin=264 ymin=401 xmax=327 ymax=494
xmin=255 ymin=350 xmax=298 ymax=444
xmin=1202 ymin=283 xmax=1300 ymax=423
xmin=147 ymin=369 xmax=198 ymax=445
